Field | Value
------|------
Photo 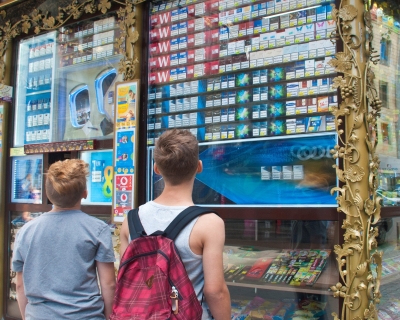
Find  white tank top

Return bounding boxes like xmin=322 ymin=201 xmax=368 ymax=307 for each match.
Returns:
xmin=137 ymin=201 xmax=212 ymax=320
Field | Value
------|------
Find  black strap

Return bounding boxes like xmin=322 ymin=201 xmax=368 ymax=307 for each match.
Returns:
xmin=164 ymin=206 xmax=218 ymax=241
xmin=127 ymin=208 xmax=147 ymax=241
xmin=127 ymin=206 xmax=218 ymax=241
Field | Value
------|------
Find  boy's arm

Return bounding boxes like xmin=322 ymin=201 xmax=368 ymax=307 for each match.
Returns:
xmin=97 ymin=261 xmax=116 ymax=319
xmin=119 ymin=218 xmax=129 ymax=258
xmin=16 ymin=272 xmax=28 ymax=320
xmin=199 ymin=214 xmax=231 ymax=320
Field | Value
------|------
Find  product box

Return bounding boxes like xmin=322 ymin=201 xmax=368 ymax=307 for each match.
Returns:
xmin=269 ymin=120 xmax=285 ymax=135
xmin=236 ymin=72 xmax=252 ymax=87
xmin=317 ymin=96 xmax=329 ymax=112
xmin=296 ymin=80 xmax=306 ymax=97
xmin=205 ymin=110 xmax=213 ymax=124
xmin=286 ymin=83 xmax=298 ymax=98
xmin=316 ymin=5 xmax=327 ymax=21
xmin=236 ymin=107 xmax=250 ymax=120
xmin=260 ymin=87 xmax=268 ymax=101
xmin=259 ymin=104 xmax=267 ymax=118
xmin=272 ymin=165 xmax=282 ymax=179
xmin=268 ymin=102 xmax=285 ymax=117
xmin=253 ymin=87 xmax=261 ymax=101
xmin=236 ymin=123 xmax=251 ymax=139
xmin=307 ymin=79 xmax=319 ymax=95
xmin=252 ymin=105 xmax=260 ymax=119
xmin=308 ymin=97 xmax=317 ymax=113
xmin=295 ymin=118 xmax=306 ymax=133
xmin=268 ymin=67 xmax=286 ymax=82
xmin=220 ymin=108 xmax=228 ymax=122
xmin=213 ymin=109 xmax=221 ymax=123
xmin=326 ymin=114 xmax=335 ymax=131
xmin=286 ymin=118 xmax=296 ymax=134
xmin=236 ymin=89 xmax=252 ymax=103
xmin=296 ymin=97 xmax=308 ymax=113
xmin=213 ymin=93 xmax=221 ymax=107
xmin=246 ymin=258 xmax=273 ymax=279
xmin=307 ymin=116 xmax=326 ymax=132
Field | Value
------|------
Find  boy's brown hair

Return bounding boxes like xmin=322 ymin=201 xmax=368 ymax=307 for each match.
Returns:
xmin=154 ymin=129 xmax=199 ymax=185
xmin=45 ymin=159 xmax=89 ymax=208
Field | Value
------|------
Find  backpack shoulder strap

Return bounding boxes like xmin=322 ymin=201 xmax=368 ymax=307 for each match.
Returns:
xmin=127 ymin=208 xmax=147 ymax=240
xmin=164 ymin=206 xmax=218 ymax=241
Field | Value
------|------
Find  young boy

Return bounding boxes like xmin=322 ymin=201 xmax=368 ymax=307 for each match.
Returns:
xmin=12 ymin=159 xmax=116 ymax=320
xmin=119 ymin=129 xmax=231 ymax=320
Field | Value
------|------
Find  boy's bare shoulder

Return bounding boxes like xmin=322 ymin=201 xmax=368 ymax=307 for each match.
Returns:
xmin=196 ymin=212 xmax=224 ymax=229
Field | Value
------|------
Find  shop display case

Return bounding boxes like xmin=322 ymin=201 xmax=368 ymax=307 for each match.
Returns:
xmin=223 ymin=219 xmax=339 ymax=319
xmin=145 ymin=0 xmax=340 ymax=317
xmin=13 ymin=13 xmax=125 ymax=147
xmin=14 ymin=32 xmax=57 ymax=146
xmin=146 ymin=0 xmax=337 ymax=145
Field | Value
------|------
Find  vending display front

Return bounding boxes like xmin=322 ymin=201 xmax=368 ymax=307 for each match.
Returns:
xmin=146 ymin=0 xmax=339 ymax=317
xmin=13 ymin=13 xmax=125 ymax=148
xmin=146 ymin=0 xmax=339 ymax=205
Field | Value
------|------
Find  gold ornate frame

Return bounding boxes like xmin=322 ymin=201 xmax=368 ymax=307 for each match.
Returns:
xmin=328 ymin=0 xmax=383 ymax=319
xmin=0 ymin=0 xmax=384 ymax=318
xmin=0 ymin=0 xmax=147 ymax=83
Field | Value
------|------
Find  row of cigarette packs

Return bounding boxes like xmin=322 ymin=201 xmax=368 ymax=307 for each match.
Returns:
xmin=149 ymin=95 xmax=337 ymax=116
xmin=147 ymin=115 xmax=334 ymax=143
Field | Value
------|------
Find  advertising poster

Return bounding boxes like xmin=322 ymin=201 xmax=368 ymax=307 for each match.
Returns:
xmin=81 ymin=150 xmax=113 ymax=205
xmin=113 ymin=80 xmax=139 ymax=223
xmin=11 ymin=154 xmax=43 ymax=204
xmin=151 ymin=133 xmax=337 ymax=206
xmin=114 ymin=174 xmax=134 ymax=217
xmin=115 ymin=130 xmax=135 ymax=169
xmin=116 ymin=81 xmax=137 ymax=126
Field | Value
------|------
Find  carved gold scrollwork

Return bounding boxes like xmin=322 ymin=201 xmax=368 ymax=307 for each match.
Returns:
xmin=0 ymin=0 xmax=148 ymax=83
xmin=329 ymin=0 xmax=383 ymax=319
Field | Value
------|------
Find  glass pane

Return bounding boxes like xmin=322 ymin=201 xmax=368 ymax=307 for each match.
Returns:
xmin=145 ymin=0 xmax=339 ymax=207
xmin=7 ymin=211 xmax=44 ymax=319
xmin=369 ymin=2 xmax=400 ymax=207
xmin=148 ymin=133 xmax=337 ymax=206
xmin=372 ymin=216 xmax=400 ymax=319
xmin=13 ymin=13 xmax=125 ymax=146
xmin=11 ymin=155 xmax=43 ymax=203
xmin=80 ymin=150 xmax=114 ymax=205
xmin=14 ymin=32 xmax=56 ymax=146
xmin=224 ymin=219 xmax=339 ymax=319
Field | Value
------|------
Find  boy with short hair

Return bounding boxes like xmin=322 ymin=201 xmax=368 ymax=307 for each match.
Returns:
xmin=12 ymin=159 xmax=116 ymax=320
xmin=119 ymin=128 xmax=231 ymax=320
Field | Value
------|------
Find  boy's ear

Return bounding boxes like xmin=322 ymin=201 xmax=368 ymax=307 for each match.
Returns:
xmin=82 ymin=190 xmax=88 ymax=199
xmin=154 ymin=163 xmax=161 ymax=175
xmin=197 ymin=160 xmax=203 ymax=173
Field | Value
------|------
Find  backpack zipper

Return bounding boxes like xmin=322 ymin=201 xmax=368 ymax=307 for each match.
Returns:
xmin=120 ymin=250 xmax=158 ymax=268
xmin=168 ymin=279 xmax=183 ymax=300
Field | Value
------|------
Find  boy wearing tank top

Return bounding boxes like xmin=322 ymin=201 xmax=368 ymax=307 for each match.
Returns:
xmin=119 ymin=128 xmax=231 ymax=320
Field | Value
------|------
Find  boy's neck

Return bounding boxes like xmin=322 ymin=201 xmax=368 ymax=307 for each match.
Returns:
xmin=154 ymin=181 xmax=195 ymax=206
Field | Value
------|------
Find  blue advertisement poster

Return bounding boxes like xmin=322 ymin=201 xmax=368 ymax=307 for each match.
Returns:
xmin=11 ymin=155 xmax=43 ymax=204
xmin=152 ymin=133 xmax=337 ymax=206
xmin=81 ymin=150 xmax=113 ymax=205
xmin=115 ymin=129 xmax=135 ymax=171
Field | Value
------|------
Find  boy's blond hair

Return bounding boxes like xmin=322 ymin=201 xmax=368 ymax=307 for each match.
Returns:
xmin=154 ymin=129 xmax=199 ymax=185
xmin=45 ymin=159 xmax=89 ymax=208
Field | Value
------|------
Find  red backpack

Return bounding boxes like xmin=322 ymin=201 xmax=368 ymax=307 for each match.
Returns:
xmin=111 ymin=206 xmax=217 ymax=320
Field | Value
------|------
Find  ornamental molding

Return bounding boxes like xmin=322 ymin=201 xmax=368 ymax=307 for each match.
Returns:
xmin=328 ymin=0 xmax=382 ymax=319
